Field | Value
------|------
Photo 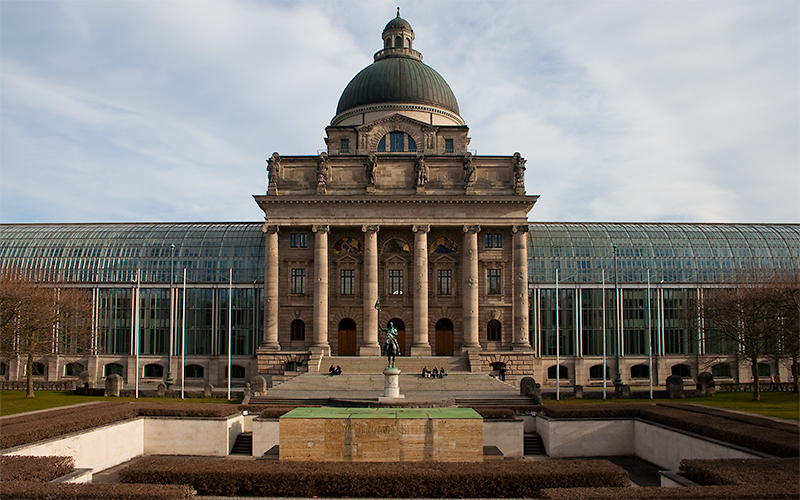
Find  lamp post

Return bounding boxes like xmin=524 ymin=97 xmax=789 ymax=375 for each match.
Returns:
xmin=612 ymin=245 xmax=623 ymax=392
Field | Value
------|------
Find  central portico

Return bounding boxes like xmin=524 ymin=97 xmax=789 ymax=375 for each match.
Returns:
xmin=254 ymin=12 xmax=538 ymax=375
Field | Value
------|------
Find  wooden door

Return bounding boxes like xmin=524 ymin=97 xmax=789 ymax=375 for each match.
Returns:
xmin=338 ymin=318 xmax=357 ymax=356
xmin=435 ymin=318 xmax=454 ymax=356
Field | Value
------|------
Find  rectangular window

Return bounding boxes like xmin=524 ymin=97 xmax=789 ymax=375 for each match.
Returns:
xmin=290 ymin=234 xmax=308 ymax=248
xmin=340 ymin=138 xmax=349 ymax=153
xmin=291 ymin=268 xmax=306 ymax=294
xmin=444 ymin=138 xmax=454 ymax=153
xmin=485 ymin=234 xmax=502 ymax=248
xmin=389 ymin=269 xmax=403 ymax=295
xmin=437 ymin=269 xmax=452 ymax=295
xmin=340 ymin=269 xmax=355 ymax=295
xmin=487 ymin=269 xmax=502 ymax=295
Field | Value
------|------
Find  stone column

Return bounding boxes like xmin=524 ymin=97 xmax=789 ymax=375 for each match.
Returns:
xmin=411 ymin=224 xmax=432 ymax=355
xmin=512 ymin=225 xmax=531 ymax=350
xmin=462 ymin=225 xmax=481 ymax=350
xmin=312 ymin=225 xmax=330 ymax=353
xmin=360 ymin=225 xmax=381 ymax=356
xmin=262 ymin=224 xmax=281 ymax=350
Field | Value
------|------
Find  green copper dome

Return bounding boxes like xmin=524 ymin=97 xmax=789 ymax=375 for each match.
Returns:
xmin=336 ymin=55 xmax=460 ymax=116
xmin=384 ymin=13 xmax=412 ymax=32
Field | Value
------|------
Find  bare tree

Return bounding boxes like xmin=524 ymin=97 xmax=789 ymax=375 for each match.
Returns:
xmin=698 ymin=279 xmax=795 ymax=401
xmin=0 ymin=274 xmax=92 ymax=398
xmin=773 ymin=280 xmax=799 ymax=393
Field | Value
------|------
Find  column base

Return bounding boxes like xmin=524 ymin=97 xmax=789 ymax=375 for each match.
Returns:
xmin=358 ymin=344 xmax=381 ymax=356
xmin=260 ymin=342 xmax=282 ymax=351
xmin=309 ymin=345 xmax=331 ymax=357
xmin=410 ymin=345 xmax=432 ymax=356
xmin=511 ymin=342 xmax=534 ymax=352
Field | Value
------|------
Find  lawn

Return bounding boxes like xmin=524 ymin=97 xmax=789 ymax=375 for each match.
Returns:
xmin=0 ymin=390 xmax=242 ymax=416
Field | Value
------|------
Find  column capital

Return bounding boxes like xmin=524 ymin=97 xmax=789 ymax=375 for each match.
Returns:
xmin=412 ymin=224 xmax=430 ymax=234
xmin=312 ymin=224 xmax=330 ymax=234
xmin=512 ymin=224 xmax=529 ymax=234
xmin=462 ymin=224 xmax=481 ymax=234
xmin=361 ymin=224 xmax=380 ymax=234
xmin=262 ymin=223 xmax=279 ymax=234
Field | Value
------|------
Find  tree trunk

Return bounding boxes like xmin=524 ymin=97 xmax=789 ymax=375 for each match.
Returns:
xmin=26 ymin=353 xmax=35 ymax=398
xmin=750 ymin=360 xmax=760 ymax=402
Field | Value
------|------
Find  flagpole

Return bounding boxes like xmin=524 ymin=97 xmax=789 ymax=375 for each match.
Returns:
xmin=227 ymin=268 xmax=232 ymax=400
xmin=555 ymin=268 xmax=560 ymax=401
xmin=647 ymin=269 xmax=653 ymax=399
xmin=135 ymin=269 xmax=140 ymax=399
xmin=181 ymin=268 xmax=186 ymax=399
xmin=602 ymin=269 xmax=607 ymax=400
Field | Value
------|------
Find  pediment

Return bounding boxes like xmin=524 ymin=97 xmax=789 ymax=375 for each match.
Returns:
xmin=335 ymin=254 xmax=361 ymax=265
xmin=383 ymin=254 xmax=409 ymax=265
xmin=430 ymin=253 xmax=458 ymax=264
xmin=356 ymin=113 xmax=433 ymax=133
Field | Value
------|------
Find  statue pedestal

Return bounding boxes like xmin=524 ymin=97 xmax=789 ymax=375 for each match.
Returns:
xmin=379 ymin=367 xmax=404 ymax=403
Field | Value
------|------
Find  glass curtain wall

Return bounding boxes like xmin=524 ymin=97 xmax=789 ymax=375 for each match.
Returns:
xmin=217 ymin=288 xmax=260 ymax=355
xmin=580 ymin=288 xmax=616 ymax=356
xmin=540 ymin=288 xmax=576 ymax=355
xmin=139 ymin=288 xmax=170 ymax=354
xmin=183 ymin=289 xmax=213 ymax=355
xmin=98 ymin=288 xmax=132 ymax=354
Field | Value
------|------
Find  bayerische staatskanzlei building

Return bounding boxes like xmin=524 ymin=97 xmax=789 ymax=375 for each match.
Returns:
xmin=1 ymin=13 xmax=798 ymax=391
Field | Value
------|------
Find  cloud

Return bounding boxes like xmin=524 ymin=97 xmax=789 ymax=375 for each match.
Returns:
xmin=1 ymin=0 xmax=797 ymax=224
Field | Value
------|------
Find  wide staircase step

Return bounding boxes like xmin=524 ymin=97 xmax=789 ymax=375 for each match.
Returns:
xmin=455 ymin=396 xmax=537 ymax=408
xmin=230 ymin=432 xmax=252 ymax=456
xmin=318 ymin=356 xmax=469 ymax=375
xmin=524 ymin=433 xmax=546 ymax=456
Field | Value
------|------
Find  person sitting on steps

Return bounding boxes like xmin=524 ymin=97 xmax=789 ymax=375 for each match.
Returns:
xmin=439 ymin=367 xmax=446 ymax=378
xmin=432 ymin=367 xmax=439 ymax=379
xmin=329 ymin=365 xmax=336 ymax=376
xmin=333 ymin=365 xmax=342 ymax=376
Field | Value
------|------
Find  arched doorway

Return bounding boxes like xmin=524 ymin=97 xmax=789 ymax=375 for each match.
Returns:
xmin=338 ymin=318 xmax=357 ymax=356
xmin=435 ymin=318 xmax=454 ymax=356
xmin=388 ymin=318 xmax=406 ymax=356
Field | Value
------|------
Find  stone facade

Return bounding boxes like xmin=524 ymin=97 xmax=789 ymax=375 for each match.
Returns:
xmin=255 ymin=14 xmax=538 ymax=375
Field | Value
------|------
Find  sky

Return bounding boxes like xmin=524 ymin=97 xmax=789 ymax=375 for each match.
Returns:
xmin=1 ymin=0 xmax=798 ymax=224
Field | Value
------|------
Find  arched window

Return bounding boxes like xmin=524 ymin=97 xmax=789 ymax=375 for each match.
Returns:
xmin=377 ymin=132 xmax=416 ymax=152
xmin=291 ymin=319 xmax=305 ymax=341
xmin=712 ymin=363 xmax=731 ymax=378
xmin=226 ymin=365 xmax=246 ymax=379
xmin=631 ymin=364 xmax=650 ymax=379
xmin=394 ymin=35 xmax=402 ymax=47
xmin=404 ymin=37 xmax=411 ymax=48
xmin=384 ymin=37 xmax=391 ymax=49
xmin=104 ymin=363 xmax=124 ymax=377
xmin=27 ymin=362 xmax=45 ymax=377
xmin=589 ymin=364 xmax=610 ymax=380
xmin=64 ymin=362 xmax=84 ymax=377
xmin=487 ymin=320 xmax=501 ymax=341
xmin=144 ymin=363 xmax=164 ymax=378
xmin=547 ymin=365 xmax=568 ymax=379
xmin=185 ymin=364 xmax=204 ymax=378
xmin=671 ymin=364 xmax=691 ymax=378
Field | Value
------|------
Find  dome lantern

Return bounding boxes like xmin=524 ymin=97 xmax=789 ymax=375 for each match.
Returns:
xmin=381 ymin=8 xmax=415 ymax=53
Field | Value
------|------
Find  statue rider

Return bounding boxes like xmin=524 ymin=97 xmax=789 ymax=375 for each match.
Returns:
xmin=381 ymin=321 xmax=400 ymax=368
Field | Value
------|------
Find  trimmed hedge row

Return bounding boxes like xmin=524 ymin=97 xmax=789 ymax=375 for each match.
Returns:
xmin=0 ymin=456 xmax=74 ymax=482
xmin=537 ymin=403 xmax=799 ymax=457
xmin=679 ymin=457 xmax=799 ymax=486
xmin=540 ymin=485 xmax=800 ymax=499
xmin=1 ymin=402 xmax=243 ymax=449
xmin=0 ymin=481 xmax=195 ymax=499
xmin=657 ymin=402 xmax=799 ymax=435
xmin=1 ymin=402 xmax=139 ymax=449
xmin=118 ymin=457 xmax=630 ymax=497
xmin=639 ymin=406 xmax=798 ymax=457
xmin=474 ymin=407 xmax=516 ymax=419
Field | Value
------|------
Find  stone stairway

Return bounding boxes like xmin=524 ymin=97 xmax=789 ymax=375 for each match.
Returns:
xmin=230 ymin=432 xmax=253 ymax=456
xmin=317 ymin=355 xmax=470 ymax=375
xmin=524 ymin=433 xmax=546 ymax=455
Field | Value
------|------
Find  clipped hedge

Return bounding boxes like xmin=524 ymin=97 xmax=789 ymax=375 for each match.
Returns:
xmin=540 ymin=484 xmax=800 ymax=499
xmin=119 ymin=456 xmax=629 ymax=497
xmin=0 ymin=481 xmax=195 ymax=499
xmin=0 ymin=402 xmax=139 ymax=449
xmin=639 ymin=406 xmax=798 ymax=457
xmin=474 ymin=407 xmax=516 ymax=419
xmin=134 ymin=403 xmax=240 ymax=418
xmin=658 ymin=402 xmax=799 ymax=435
xmin=0 ymin=402 xmax=247 ymax=449
xmin=256 ymin=406 xmax=301 ymax=418
xmin=540 ymin=405 xmax=646 ymax=419
xmin=679 ymin=457 xmax=800 ymax=486
xmin=0 ymin=456 xmax=74 ymax=482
